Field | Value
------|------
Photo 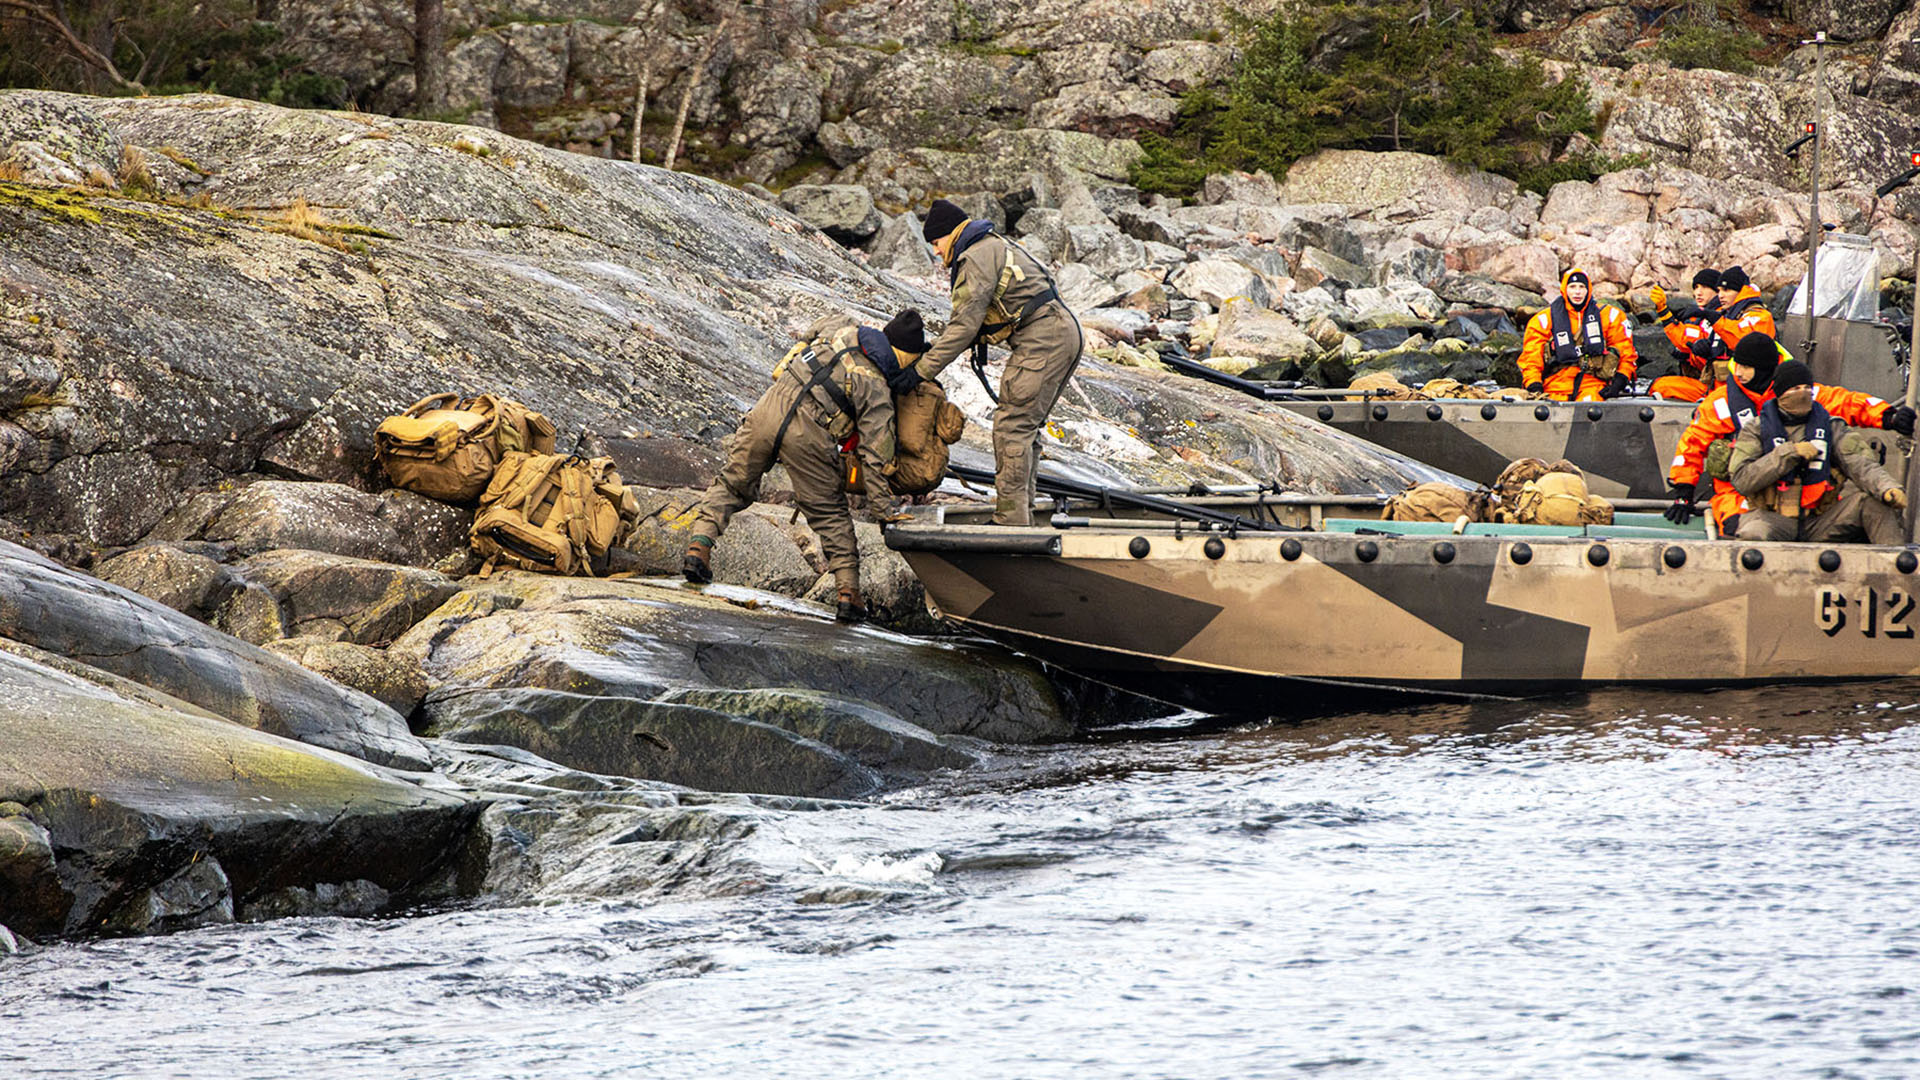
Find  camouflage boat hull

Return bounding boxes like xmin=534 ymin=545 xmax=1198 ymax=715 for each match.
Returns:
xmin=888 ymin=524 xmax=1920 ymax=709
xmin=1277 ymin=398 xmax=1908 ymax=501
xmin=1275 ymin=399 xmax=1691 ymax=498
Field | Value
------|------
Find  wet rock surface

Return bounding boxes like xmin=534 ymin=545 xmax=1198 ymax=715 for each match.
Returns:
xmin=0 ymin=539 xmax=428 ymax=769
xmin=400 ymin=574 xmax=1070 ymax=798
xmin=0 ymin=639 xmax=478 ymax=939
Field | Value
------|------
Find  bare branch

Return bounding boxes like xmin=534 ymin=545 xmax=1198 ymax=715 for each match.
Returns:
xmin=0 ymin=0 xmax=145 ymax=93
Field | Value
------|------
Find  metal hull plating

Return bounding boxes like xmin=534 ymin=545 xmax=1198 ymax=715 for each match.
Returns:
xmin=1278 ymin=398 xmax=1908 ymax=501
xmin=889 ymin=524 xmax=1920 ymax=709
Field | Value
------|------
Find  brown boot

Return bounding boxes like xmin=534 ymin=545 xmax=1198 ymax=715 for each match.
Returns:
xmin=682 ymin=536 xmax=714 ymax=584
xmin=835 ymin=585 xmax=868 ymax=623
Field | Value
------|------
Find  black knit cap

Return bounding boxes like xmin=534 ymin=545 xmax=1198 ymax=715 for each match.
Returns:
xmin=921 ymin=199 xmax=968 ymax=243
xmin=884 ymin=308 xmax=929 ymax=354
xmin=1733 ymin=332 xmax=1780 ymax=383
xmin=1720 ymin=265 xmax=1749 ymax=291
xmin=1771 ymin=359 xmax=1813 ymax=397
xmin=1692 ymin=268 xmax=1723 ymax=289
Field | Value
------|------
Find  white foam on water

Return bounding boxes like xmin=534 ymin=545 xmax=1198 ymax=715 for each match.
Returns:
xmin=804 ymin=850 xmax=944 ymax=887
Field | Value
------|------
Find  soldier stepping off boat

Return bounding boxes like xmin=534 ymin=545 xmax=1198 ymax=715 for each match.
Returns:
xmin=916 ymin=198 xmax=1086 ymax=526
xmin=683 ymin=310 xmax=930 ymax=622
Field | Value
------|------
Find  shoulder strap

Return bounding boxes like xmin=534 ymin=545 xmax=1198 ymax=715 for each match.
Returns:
xmin=770 ymin=348 xmax=862 ymax=461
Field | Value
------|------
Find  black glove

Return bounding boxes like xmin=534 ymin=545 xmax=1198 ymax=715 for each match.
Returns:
xmin=1688 ymin=338 xmax=1718 ymax=360
xmin=1663 ymin=483 xmax=1696 ymax=525
xmin=1600 ymin=373 xmax=1629 ymax=399
xmin=892 ymin=369 xmax=925 ymax=394
xmin=1525 ymin=381 xmax=1544 ymax=394
xmin=1884 ymin=404 xmax=1916 ymax=436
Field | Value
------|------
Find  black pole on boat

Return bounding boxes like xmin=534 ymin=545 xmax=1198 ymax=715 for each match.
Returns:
xmin=1160 ymin=354 xmax=1295 ymax=400
xmin=1800 ymin=29 xmax=1829 ymax=364
xmin=1877 ymin=156 xmax=1920 ymax=542
xmin=946 ymin=462 xmax=1298 ymax=532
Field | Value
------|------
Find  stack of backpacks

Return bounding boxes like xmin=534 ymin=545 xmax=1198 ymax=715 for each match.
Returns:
xmin=373 ymin=393 xmax=641 ymax=576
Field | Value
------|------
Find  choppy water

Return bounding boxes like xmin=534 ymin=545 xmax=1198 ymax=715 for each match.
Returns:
xmin=9 ymin=682 xmax=1920 ymax=1079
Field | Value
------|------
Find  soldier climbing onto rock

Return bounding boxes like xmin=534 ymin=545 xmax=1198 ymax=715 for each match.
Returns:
xmin=915 ymin=198 xmax=1085 ymax=526
xmin=1647 ymin=268 xmax=1725 ymax=402
xmin=1518 ymin=268 xmax=1638 ymax=402
xmin=683 ymin=310 xmax=930 ymax=622
xmin=1663 ymin=332 xmax=1911 ymax=536
xmin=1728 ymin=360 xmax=1908 ymax=544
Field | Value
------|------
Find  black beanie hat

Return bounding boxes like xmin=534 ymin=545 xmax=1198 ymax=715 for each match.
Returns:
xmin=1733 ymin=332 xmax=1780 ymax=383
xmin=922 ymin=199 xmax=968 ymax=243
xmin=1720 ymin=265 xmax=1749 ymax=292
xmin=1691 ymin=268 xmax=1723 ymax=290
xmin=884 ymin=308 xmax=929 ymax=354
xmin=1771 ymin=359 xmax=1813 ymax=397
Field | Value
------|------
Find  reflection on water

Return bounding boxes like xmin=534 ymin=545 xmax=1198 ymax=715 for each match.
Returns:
xmin=6 ymin=680 xmax=1920 ymax=1079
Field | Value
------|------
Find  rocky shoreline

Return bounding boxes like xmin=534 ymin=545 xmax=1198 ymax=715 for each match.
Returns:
xmin=0 ymin=88 xmax=1465 ymax=945
xmin=2 ymin=56 xmax=1909 ymax=943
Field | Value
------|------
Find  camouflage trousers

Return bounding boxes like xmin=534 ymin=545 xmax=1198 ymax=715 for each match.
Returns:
xmin=1733 ymin=486 xmax=1905 ymax=546
xmin=689 ymin=396 xmax=862 ymax=589
xmin=991 ymin=305 xmax=1084 ymax=526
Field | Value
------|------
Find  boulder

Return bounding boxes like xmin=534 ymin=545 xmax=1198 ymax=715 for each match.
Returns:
xmin=1199 ymin=170 xmax=1282 ymax=207
xmin=1066 ymin=224 xmax=1149 ymax=277
xmin=0 ymin=539 xmax=428 ymax=769
xmin=1435 ymin=271 xmax=1550 ymax=312
xmin=1056 ymin=262 xmax=1126 ymax=313
xmin=1208 ymin=300 xmax=1319 ymax=365
xmin=264 ymin=637 xmax=430 ymax=718
xmin=866 ymin=211 xmax=935 ymax=277
xmin=777 ymin=184 xmax=883 ymax=245
xmin=147 ymin=481 xmax=471 ymax=570
xmin=1170 ymin=259 xmax=1271 ymax=309
xmin=1787 ymin=0 xmax=1906 ymax=42
xmin=92 ymin=543 xmax=237 ymax=621
xmin=1296 ymin=246 xmax=1368 ymax=291
xmin=1478 ymin=243 xmax=1564 ymax=295
xmin=220 ymin=549 xmax=462 ymax=646
xmin=1280 ymin=149 xmax=1521 ymax=220
xmin=0 ymin=640 xmax=477 ymax=938
xmin=398 ymin=576 xmax=1069 ymax=797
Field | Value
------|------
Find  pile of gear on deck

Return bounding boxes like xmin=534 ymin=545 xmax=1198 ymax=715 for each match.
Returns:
xmin=373 ymin=394 xmax=640 ymax=576
xmin=1385 ymin=458 xmax=1616 ymax=529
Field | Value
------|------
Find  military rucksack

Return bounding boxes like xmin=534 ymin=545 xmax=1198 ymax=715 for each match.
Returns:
xmin=1384 ymin=482 xmax=1489 ymax=526
xmin=374 ymin=393 xmax=557 ymax=505
xmin=470 ymin=452 xmax=640 ymax=576
xmin=887 ymin=380 xmax=967 ymax=496
xmin=1511 ymin=469 xmax=1615 ymax=527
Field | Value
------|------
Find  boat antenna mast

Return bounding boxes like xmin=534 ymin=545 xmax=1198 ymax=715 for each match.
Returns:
xmin=1801 ymin=28 xmax=1829 ymax=363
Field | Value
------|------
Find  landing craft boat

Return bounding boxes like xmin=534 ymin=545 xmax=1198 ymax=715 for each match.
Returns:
xmin=1169 ymin=229 xmax=1913 ymax=499
xmin=888 ymin=479 xmax=1920 ymax=710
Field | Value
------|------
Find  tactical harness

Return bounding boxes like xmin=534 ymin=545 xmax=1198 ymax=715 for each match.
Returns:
xmin=770 ymin=345 xmax=863 ymax=462
xmin=948 ymin=225 xmax=1073 ymax=403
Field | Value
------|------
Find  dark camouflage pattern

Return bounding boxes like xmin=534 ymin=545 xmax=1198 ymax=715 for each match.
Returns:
xmin=1280 ymin=397 xmax=1906 ymax=500
xmin=888 ymin=519 xmax=1920 ymax=709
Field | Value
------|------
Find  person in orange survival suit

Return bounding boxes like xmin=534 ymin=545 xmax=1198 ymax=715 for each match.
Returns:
xmin=1710 ymin=264 xmax=1775 ymax=351
xmin=1519 ymin=268 xmax=1638 ymax=401
xmin=1646 ymin=268 xmax=1724 ymax=402
xmin=1662 ymin=331 xmax=1914 ymax=535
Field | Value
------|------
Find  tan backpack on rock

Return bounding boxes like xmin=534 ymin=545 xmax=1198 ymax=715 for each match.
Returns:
xmin=887 ymin=381 xmax=967 ymax=496
xmin=470 ymin=452 xmax=640 ymax=576
xmin=375 ymin=393 xmax=557 ymax=505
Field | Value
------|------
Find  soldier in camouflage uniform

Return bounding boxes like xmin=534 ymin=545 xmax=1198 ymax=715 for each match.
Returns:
xmin=684 ymin=310 xmax=928 ymax=621
xmin=915 ymin=199 xmax=1085 ymax=526
xmin=1728 ymin=361 xmax=1908 ymax=544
